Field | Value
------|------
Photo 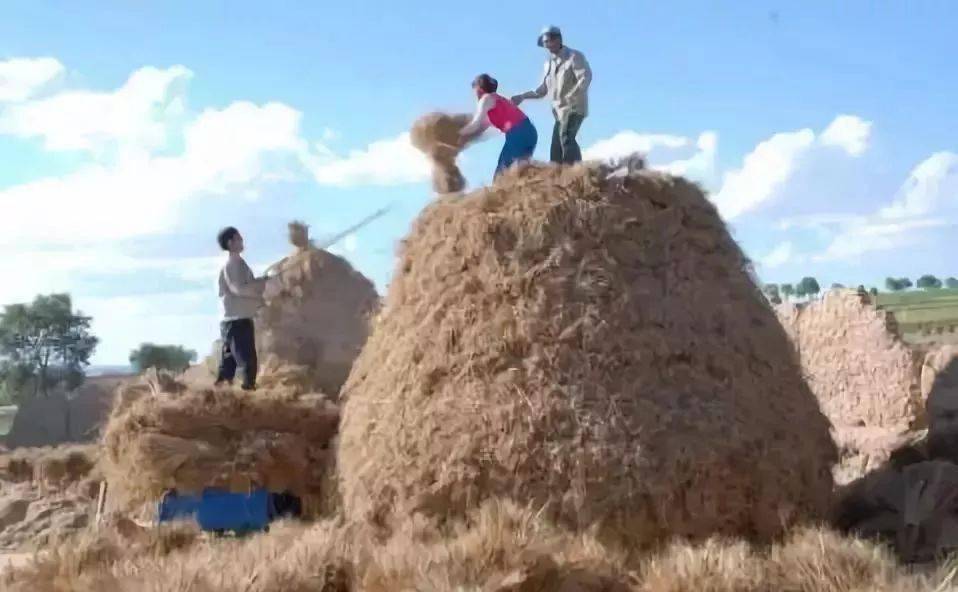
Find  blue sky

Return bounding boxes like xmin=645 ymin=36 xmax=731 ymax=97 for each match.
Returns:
xmin=1 ymin=1 xmax=956 ymax=364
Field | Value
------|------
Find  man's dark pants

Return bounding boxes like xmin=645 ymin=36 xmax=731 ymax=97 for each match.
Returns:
xmin=216 ymin=318 xmax=257 ymax=390
xmin=550 ymin=112 xmax=585 ymax=164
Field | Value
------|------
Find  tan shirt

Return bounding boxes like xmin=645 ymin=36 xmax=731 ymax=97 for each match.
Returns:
xmin=218 ymin=254 xmax=266 ymax=320
xmin=527 ymin=46 xmax=592 ymax=118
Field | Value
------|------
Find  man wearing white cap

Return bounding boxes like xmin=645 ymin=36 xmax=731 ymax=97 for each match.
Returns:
xmin=512 ymin=26 xmax=592 ymax=164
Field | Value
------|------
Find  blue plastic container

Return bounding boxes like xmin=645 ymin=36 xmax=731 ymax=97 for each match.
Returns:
xmin=158 ymin=488 xmax=272 ymax=533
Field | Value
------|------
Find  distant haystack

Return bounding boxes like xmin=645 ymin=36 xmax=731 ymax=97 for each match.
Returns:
xmin=776 ymin=290 xmax=924 ymax=432
xmin=338 ymin=164 xmax=836 ymax=548
xmin=775 ymin=290 xmax=926 ymax=483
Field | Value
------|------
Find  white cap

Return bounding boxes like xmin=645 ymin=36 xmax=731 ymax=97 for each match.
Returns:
xmin=537 ymin=25 xmax=562 ymax=47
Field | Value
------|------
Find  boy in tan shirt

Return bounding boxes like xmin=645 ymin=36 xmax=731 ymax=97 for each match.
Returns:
xmin=215 ymin=226 xmax=267 ymax=390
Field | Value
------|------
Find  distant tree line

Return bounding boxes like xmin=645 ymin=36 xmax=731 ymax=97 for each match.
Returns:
xmin=884 ymin=275 xmax=957 ymax=291
xmin=0 ymin=292 xmax=198 ymax=406
xmin=763 ymin=277 xmax=821 ymax=304
xmin=762 ymin=274 xmax=958 ymax=306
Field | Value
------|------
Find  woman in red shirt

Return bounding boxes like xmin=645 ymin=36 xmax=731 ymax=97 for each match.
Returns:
xmin=459 ymin=74 xmax=538 ymax=178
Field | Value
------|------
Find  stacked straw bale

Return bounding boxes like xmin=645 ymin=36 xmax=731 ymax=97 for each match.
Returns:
xmin=338 ymin=164 xmax=837 ymax=547
xmin=100 ymin=369 xmax=339 ymax=515
xmin=410 ymin=112 xmax=471 ymax=194
xmin=776 ymin=291 xmax=928 ymax=483
xmin=256 ymin=222 xmax=379 ymax=397
xmin=776 ymin=290 xmax=924 ymax=432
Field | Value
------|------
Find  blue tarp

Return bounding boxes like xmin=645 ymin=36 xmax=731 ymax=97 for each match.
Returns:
xmin=158 ymin=488 xmax=272 ymax=533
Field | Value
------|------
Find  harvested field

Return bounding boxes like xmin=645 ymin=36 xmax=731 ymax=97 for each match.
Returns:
xmin=2 ymin=500 xmax=953 ymax=591
xmin=0 ymin=483 xmax=94 ymax=551
xmin=339 ymin=164 xmax=836 ymax=548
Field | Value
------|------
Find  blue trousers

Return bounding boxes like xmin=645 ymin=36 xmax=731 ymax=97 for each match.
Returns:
xmin=496 ymin=118 xmax=538 ymax=177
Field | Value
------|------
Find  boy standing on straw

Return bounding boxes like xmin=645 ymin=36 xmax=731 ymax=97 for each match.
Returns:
xmin=215 ymin=227 xmax=267 ymax=391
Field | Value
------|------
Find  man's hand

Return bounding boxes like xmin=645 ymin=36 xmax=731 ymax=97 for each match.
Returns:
xmin=510 ymin=94 xmax=525 ymax=106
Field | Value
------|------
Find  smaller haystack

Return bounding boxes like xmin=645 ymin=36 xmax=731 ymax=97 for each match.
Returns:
xmin=257 ymin=222 xmax=379 ymax=397
xmin=410 ymin=112 xmax=471 ymax=194
xmin=775 ymin=289 xmax=924 ymax=433
xmin=100 ymin=369 xmax=339 ymax=515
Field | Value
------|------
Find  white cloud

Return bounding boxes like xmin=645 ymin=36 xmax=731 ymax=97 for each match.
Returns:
xmin=658 ymin=131 xmax=718 ymax=182
xmin=183 ymin=101 xmax=306 ymax=192
xmin=713 ymin=128 xmax=815 ymax=220
xmin=879 ymin=151 xmax=958 ymax=220
xmin=804 ymin=148 xmax=957 ymax=262
xmin=711 ymin=115 xmax=872 ymax=221
xmin=760 ymin=242 xmax=794 ymax=268
xmin=820 ymin=115 xmax=872 ymax=157
xmin=0 ymin=57 xmax=64 ymax=102
xmin=583 ymin=130 xmax=718 ymax=186
xmin=776 ymin=214 xmax=862 ymax=231
xmin=0 ymin=98 xmax=312 ymax=246
xmin=587 ymin=116 xmax=871 ymax=223
xmin=816 ymin=218 xmax=948 ymax=261
xmin=343 ymin=234 xmax=358 ymax=253
xmin=0 ymin=65 xmax=191 ymax=155
xmin=0 ymin=247 xmax=223 ymax=305
xmin=81 ymin=290 xmax=219 ymax=364
xmin=305 ymin=132 xmax=431 ymax=187
xmin=584 ymin=132 xmax=689 ymax=162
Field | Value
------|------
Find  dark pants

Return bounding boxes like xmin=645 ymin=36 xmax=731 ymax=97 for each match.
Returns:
xmin=550 ymin=112 xmax=585 ymax=164
xmin=216 ymin=318 xmax=257 ymax=390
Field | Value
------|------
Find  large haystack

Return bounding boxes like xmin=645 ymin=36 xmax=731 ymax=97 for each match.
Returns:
xmin=256 ymin=223 xmax=379 ymax=396
xmin=410 ymin=112 xmax=471 ymax=194
xmin=338 ymin=164 xmax=837 ymax=547
xmin=99 ymin=370 xmax=339 ymax=515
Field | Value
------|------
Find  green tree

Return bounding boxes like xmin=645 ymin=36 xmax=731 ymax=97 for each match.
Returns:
xmin=129 ymin=343 xmax=197 ymax=373
xmin=869 ymin=287 xmax=879 ymax=296
xmin=885 ymin=277 xmax=903 ymax=291
xmin=795 ymin=283 xmax=807 ymax=299
xmin=781 ymin=283 xmax=795 ymax=301
xmin=917 ymin=275 xmax=943 ymax=290
xmin=946 ymin=277 xmax=958 ymax=289
xmin=831 ymin=283 xmax=846 ymax=289
xmin=799 ymin=277 xmax=821 ymax=300
xmin=0 ymin=294 xmax=98 ymax=401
